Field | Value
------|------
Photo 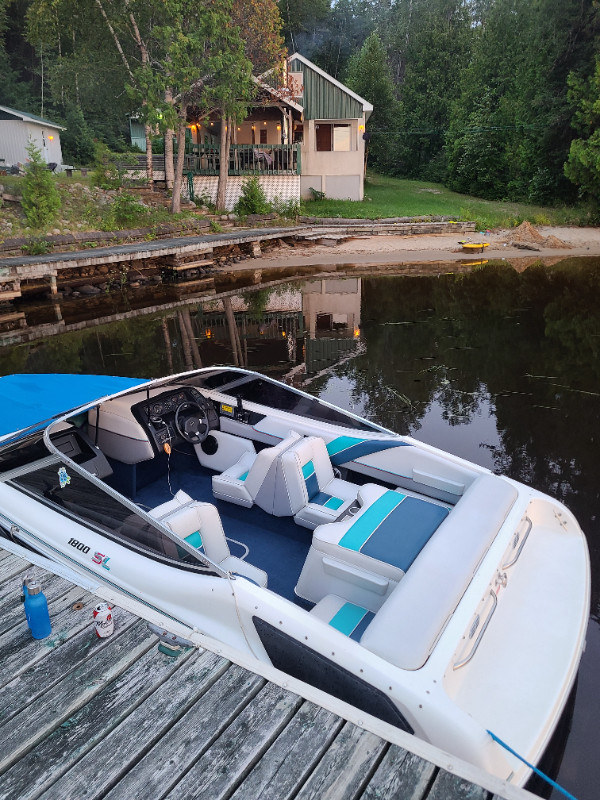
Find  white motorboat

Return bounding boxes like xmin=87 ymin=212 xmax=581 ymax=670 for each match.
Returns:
xmin=0 ymin=368 xmax=590 ymax=786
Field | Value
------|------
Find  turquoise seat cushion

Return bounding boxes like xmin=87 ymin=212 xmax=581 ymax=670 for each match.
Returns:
xmin=302 ymin=459 xmax=320 ymax=499
xmin=184 ymin=530 xmax=204 ymax=551
xmin=311 ymin=492 xmax=344 ymax=510
xmin=328 ymin=601 xmax=375 ymax=641
xmin=338 ymin=491 xmax=449 ymax=572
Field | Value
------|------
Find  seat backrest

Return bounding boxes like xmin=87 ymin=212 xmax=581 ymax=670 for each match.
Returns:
xmin=246 ymin=430 xmax=302 ymax=513
xmin=274 ymin=436 xmax=335 ymax=516
xmin=161 ymin=501 xmax=230 ymax=565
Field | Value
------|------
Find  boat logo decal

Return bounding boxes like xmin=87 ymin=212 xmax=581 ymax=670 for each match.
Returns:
xmin=92 ymin=552 xmax=112 ymax=571
xmin=58 ymin=467 xmax=71 ymax=489
xmin=68 ymin=537 xmax=90 ymax=554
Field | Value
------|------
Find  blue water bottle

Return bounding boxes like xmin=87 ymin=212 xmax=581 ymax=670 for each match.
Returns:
xmin=23 ymin=579 xmax=52 ymax=639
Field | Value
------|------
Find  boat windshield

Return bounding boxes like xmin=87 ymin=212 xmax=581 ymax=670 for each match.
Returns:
xmin=183 ymin=369 xmax=380 ymax=432
xmin=3 ymin=439 xmax=214 ymax=572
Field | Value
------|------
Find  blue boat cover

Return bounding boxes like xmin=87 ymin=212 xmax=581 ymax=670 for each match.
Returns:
xmin=0 ymin=373 xmax=147 ymax=438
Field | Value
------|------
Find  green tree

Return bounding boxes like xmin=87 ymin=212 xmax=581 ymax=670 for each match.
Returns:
xmin=345 ymin=32 xmax=401 ymax=174
xmin=21 ymin=139 xmax=61 ymax=228
xmin=565 ymin=57 xmax=600 ymax=203
xmin=446 ymin=0 xmax=598 ymax=203
xmin=384 ymin=0 xmax=472 ymax=181
xmin=60 ymin=103 xmax=95 ymax=165
xmin=132 ymin=0 xmax=254 ymax=213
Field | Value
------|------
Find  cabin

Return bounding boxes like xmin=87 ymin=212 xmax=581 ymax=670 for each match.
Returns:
xmin=127 ymin=54 xmax=372 ymax=209
xmin=0 ymin=106 xmax=65 ymax=170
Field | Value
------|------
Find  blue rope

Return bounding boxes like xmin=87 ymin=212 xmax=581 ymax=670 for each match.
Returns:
xmin=487 ymin=729 xmax=578 ymax=800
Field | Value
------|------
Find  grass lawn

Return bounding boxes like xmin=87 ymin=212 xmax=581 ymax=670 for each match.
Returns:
xmin=302 ymin=173 xmax=593 ymax=229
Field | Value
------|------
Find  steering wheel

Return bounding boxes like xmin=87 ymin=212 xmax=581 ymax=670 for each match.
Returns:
xmin=174 ymin=401 xmax=210 ymax=444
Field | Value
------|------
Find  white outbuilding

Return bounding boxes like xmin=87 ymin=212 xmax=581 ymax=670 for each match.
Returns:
xmin=0 ymin=105 xmax=65 ymax=169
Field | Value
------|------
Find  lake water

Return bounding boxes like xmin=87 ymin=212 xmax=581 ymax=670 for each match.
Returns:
xmin=1 ymin=259 xmax=598 ymax=799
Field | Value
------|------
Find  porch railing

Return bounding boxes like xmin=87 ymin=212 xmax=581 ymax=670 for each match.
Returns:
xmin=185 ymin=144 xmax=300 ymax=176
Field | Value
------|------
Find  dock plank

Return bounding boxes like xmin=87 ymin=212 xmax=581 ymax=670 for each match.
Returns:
xmin=0 ymin=642 xmax=196 ymax=800
xmin=362 ymin=745 xmax=437 ymax=799
xmin=102 ymin=663 xmax=265 ymax=800
xmin=0 ymin=607 xmax=137 ymax=726
xmin=0 ymin=546 xmax=521 ymax=800
xmin=227 ymin=701 xmax=344 ymax=800
xmin=0 ymin=619 xmax=156 ymax=774
xmin=164 ymin=682 xmax=304 ymax=800
xmin=0 ymin=586 xmax=92 ymax=686
xmin=427 ymin=769 xmax=492 ymax=799
xmin=0 ymin=572 xmax=75 ymax=636
xmin=0 ymin=552 xmax=30 ymax=582
xmin=36 ymin=649 xmax=230 ymax=800
xmin=293 ymin=721 xmax=387 ymax=800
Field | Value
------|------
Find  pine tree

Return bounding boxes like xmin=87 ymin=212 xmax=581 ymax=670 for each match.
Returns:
xmin=345 ymin=32 xmax=401 ymax=174
xmin=21 ymin=140 xmax=61 ymax=228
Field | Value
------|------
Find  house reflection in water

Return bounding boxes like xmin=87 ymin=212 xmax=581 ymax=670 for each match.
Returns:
xmin=0 ymin=276 xmax=363 ymax=379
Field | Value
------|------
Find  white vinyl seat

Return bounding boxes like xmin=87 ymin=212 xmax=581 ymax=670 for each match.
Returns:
xmin=149 ymin=490 xmax=267 ymax=586
xmin=274 ymin=436 xmax=362 ymax=529
xmin=212 ymin=430 xmax=302 ymax=512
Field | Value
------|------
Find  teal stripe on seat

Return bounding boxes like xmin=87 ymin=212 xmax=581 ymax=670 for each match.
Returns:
xmin=339 ymin=491 xmax=406 ymax=551
xmin=325 ymin=496 xmax=344 ymax=510
xmin=302 ymin=460 xmax=315 ymax=479
xmin=185 ymin=530 xmax=203 ymax=550
xmin=302 ymin=459 xmax=319 ymax=499
xmin=329 ymin=602 xmax=369 ymax=636
xmin=238 ymin=471 xmax=249 ymax=481
xmin=326 ymin=436 xmax=363 ymax=456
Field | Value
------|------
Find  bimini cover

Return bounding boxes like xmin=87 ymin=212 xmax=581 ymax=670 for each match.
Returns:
xmin=0 ymin=373 xmax=147 ymax=439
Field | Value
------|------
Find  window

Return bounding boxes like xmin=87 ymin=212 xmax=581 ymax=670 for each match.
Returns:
xmin=315 ymin=123 xmax=352 ymax=152
xmin=225 ymin=377 xmax=378 ymax=431
xmin=333 ymin=125 xmax=351 ymax=151
xmin=11 ymin=462 xmax=214 ymax=570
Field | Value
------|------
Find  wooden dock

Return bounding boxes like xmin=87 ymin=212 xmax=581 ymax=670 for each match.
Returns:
xmin=0 ymin=221 xmax=476 ymax=301
xmin=0 ymin=544 xmax=532 ymax=800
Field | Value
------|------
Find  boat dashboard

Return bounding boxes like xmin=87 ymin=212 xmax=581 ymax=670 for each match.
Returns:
xmin=130 ymin=386 xmax=219 ymax=452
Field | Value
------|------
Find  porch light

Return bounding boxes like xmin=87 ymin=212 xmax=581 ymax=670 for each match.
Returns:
xmin=205 ymin=329 xmax=212 ymax=338
xmin=237 ymin=127 xmax=241 ymax=131
xmin=282 ymin=331 xmax=286 ymax=337
xmin=251 ymin=125 xmax=255 ymax=130
xmin=190 ymin=125 xmax=197 ymax=131
xmin=354 ymin=328 xmax=360 ymax=338
xmin=276 ymin=125 xmax=281 ymax=131
xmin=263 ymin=121 xmax=267 ymax=125
xmin=210 ymin=122 xmax=214 ymax=126
xmin=48 ymin=135 xmax=54 ymax=141
xmin=359 ymin=125 xmax=365 ymax=132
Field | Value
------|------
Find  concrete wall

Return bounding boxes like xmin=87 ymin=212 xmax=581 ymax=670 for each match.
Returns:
xmin=0 ymin=120 xmax=63 ymax=167
xmin=300 ymin=117 xmax=366 ymax=201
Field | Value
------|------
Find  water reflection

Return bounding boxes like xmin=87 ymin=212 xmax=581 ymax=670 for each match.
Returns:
xmin=1 ymin=259 xmax=600 ymax=798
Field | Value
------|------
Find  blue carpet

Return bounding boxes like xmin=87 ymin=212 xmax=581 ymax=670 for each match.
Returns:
xmin=136 ymin=451 xmax=311 ymax=603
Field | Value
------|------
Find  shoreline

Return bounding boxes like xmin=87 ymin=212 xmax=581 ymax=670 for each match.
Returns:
xmin=248 ymin=225 xmax=600 ymax=271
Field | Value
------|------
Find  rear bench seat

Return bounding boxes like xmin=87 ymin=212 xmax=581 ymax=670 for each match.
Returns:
xmin=309 ymin=474 xmax=519 ymax=670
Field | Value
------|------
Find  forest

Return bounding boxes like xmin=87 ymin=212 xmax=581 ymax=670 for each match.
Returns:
xmin=1 ymin=0 xmax=599 ymax=206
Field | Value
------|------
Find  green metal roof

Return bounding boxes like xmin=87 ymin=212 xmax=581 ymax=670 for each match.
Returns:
xmin=0 ymin=105 xmax=65 ymax=130
xmin=288 ymin=54 xmax=371 ymax=121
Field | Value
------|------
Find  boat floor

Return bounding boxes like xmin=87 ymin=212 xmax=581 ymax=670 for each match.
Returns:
xmin=135 ymin=452 xmax=313 ymax=606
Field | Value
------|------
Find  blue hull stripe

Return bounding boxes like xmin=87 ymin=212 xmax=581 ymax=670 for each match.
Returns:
xmin=326 ymin=436 xmax=410 ymax=466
